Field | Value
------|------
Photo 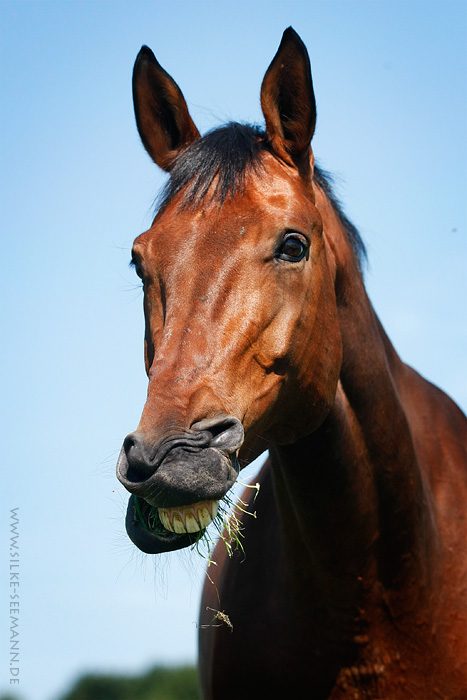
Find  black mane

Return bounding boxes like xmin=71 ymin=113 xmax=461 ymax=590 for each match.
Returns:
xmin=157 ymin=122 xmax=367 ymax=270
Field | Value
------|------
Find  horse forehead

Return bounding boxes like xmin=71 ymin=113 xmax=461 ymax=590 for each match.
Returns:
xmin=138 ymin=163 xmax=315 ymax=253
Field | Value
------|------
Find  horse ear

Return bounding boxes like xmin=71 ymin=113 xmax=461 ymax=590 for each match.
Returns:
xmin=132 ymin=46 xmax=200 ymax=171
xmin=260 ymin=28 xmax=316 ymax=170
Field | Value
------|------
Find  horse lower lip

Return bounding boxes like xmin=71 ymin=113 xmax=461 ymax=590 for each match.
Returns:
xmin=158 ymin=500 xmax=219 ymax=534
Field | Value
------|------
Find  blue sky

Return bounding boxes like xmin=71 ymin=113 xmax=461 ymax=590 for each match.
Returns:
xmin=1 ymin=2 xmax=466 ymax=699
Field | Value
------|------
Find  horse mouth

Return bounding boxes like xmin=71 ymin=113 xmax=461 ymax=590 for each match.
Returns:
xmin=158 ymin=500 xmax=219 ymax=533
xmin=125 ymin=494 xmax=219 ymax=553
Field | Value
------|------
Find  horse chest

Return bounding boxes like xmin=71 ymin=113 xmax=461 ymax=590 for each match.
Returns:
xmin=201 ymin=519 xmax=373 ymax=696
xmin=200 ymin=494 xmax=462 ymax=699
xmin=203 ymin=588 xmax=458 ymax=700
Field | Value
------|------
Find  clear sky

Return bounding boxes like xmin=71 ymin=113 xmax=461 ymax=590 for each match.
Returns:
xmin=1 ymin=2 xmax=466 ymax=699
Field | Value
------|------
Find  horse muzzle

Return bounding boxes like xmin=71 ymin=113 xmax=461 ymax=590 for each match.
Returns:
xmin=116 ymin=414 xmax=244 ymax=553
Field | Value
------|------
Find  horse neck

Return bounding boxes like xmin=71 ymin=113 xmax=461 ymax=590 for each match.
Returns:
xmin=270 ymin=186 xmax=437 ymax=611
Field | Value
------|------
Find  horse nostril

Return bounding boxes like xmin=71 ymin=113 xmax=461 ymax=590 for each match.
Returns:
xmin=122 ymin=432 xmax=156 ymax=483
xmin=191 ymin=415 xmax=244 ymax=455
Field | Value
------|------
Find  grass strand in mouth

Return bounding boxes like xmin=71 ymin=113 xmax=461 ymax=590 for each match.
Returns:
xmin=133 ymin=496 xmax=173 ymax=538
xmin=192 ymin=479 xmax=260 ymax=562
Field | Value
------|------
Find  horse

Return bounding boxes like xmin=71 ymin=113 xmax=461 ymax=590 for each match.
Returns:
xmin=116 ymin=28 xmax=467 ymax=699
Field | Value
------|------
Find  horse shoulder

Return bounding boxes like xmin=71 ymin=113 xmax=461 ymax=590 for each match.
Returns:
xmin=397 ymin=364 xmax=467 ymax=673
xmin=398 ymin=363 xmax=467 ymax=513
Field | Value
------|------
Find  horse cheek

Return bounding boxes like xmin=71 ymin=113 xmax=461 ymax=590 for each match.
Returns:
xmin=294 ymin=278 xmax=342 ymax=438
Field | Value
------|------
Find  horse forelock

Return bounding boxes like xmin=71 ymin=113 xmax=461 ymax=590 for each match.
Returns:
xmin=156 ymin=123 xmax=265 ymax=211
xmin=155 ymin=122 xmax=367 ymax=271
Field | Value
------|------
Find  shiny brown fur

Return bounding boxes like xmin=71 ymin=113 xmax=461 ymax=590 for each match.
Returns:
xmin=120 ymin=28 xmax=467 ymax=699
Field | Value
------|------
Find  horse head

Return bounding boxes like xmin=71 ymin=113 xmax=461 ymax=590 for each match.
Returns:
xmin=117 ymin=28 xmax=345 ymax=553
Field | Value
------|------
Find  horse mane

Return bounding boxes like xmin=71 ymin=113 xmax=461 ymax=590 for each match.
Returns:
xmin=157 ymin=122 xmax=367 ymax=270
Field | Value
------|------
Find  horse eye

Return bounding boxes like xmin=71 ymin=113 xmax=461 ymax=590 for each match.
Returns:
xmin=276 ymin=234 xmax=309 ymax=262
xmin=130 ymin=257 xmax=144 ymax=281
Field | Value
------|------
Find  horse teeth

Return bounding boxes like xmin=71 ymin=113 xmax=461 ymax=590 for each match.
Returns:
xmin=172 ymin=514 xmax=186 ymax=534
xmin=184 ymin=512 xmax=201 ymax=533
xmin=157 ymin=500 xmax=219 ymax=534
xmin=200 ymin=500 xmax=219 ymax=527
xmin=197 ymin=506 xmax=212 ymax=529
xmin=159 ymin=509 xmax=172 ymax=531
